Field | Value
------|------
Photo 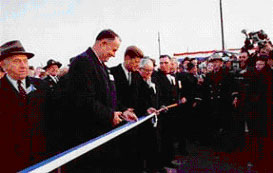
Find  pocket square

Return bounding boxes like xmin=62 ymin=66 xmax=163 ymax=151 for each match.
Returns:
xmin=26 ymin=84 xmax=37 ymax=94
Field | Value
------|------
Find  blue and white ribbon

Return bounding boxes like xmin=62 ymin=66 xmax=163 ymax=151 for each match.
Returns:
xmin=20 ymin=113 xmax=156 ymax=173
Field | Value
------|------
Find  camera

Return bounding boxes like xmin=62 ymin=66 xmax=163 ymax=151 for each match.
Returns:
xmin=241 ymin=29 xmax=269 ymax=51
xmin=248 ymin=30 xmax=267 ymax=43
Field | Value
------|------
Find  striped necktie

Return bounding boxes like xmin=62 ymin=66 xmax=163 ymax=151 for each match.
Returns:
xmin=17 ymin=80 xmax=27 ymax=102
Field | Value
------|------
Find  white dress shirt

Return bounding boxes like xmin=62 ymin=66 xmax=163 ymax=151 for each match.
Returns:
xmin=121 ymin=63 xmax=131 ymax=85
xmin=146 ymin=78 xmax=156 ymax=94
xmin=6 ymin=74 xmax=26 ymax=92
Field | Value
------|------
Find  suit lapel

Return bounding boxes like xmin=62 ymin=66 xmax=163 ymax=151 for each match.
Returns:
xmin=86 ymin=48 xmax=117 ymax=110
xmin=1 ymin=75 xmax=20 ymax=98
xmin=118 ymin=64 xmax=130 ymax=87
xmin=87 ymin=48 xmax=110 ymax=80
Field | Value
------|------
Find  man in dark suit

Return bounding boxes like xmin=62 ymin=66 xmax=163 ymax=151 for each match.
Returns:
xmin=0 ymin=40 xmax=50 ymax=172
xmin=110 ymin=45 xmax=144 ymax=108
xmin=109 ymin=46 xmax=143 ymax=170
xmin=60 ymin=29 xmax=138 ymax=172
xmin=153 ymin=55 xmax=186 ymax=168
xmin=202 ymin=57 xmax=237 ymax=151
xmin=135 ymin=57 xmax=162 ymax=171
xmin=43 ymin=59 xmax=62 ymax=91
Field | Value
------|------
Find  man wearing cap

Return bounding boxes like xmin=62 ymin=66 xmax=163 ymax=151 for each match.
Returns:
xmin=202 ymin=56 xmax=238 ymax=151
xmin=43 ymin=59 xmax=62 ymax=91
xmin=0 ymin=40 xmax=50 ymax=172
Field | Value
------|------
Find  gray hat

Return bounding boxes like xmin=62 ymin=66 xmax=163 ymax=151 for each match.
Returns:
xmin=0 ymin=40 xmax=34 ymax=61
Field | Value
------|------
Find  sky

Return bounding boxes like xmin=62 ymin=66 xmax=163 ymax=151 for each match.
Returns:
xmin=1 ymin=0 xmax=272 ymax=68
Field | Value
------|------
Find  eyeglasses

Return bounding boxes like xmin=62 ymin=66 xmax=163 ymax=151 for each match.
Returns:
xmin=140 ymin=68 xmax=153 ymax=73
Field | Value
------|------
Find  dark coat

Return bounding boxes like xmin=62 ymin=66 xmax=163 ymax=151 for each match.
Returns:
xmin=0 ymin=75 xmax=49 ymax=172
xmin=110 ymin=64 xmax=138 ymax=109
xmin=202 ymin=69 xmax=236 ymax=122
xmin=202 ymin=69 xmax=238 ymax=151
xmin=134 ymin=76 xmax=161 ymax=169
xmin=135 ymin=76 xmax=160 ymax=116
xmin=60 ymin=47 xmax=117 ymax=150
xmin=152 ymin=70 xmax=178 ymax=106
xmin=242 ymin=67 xmax=272 ymax=137
xmin=43 ymin=75 xmax=58 ymax=92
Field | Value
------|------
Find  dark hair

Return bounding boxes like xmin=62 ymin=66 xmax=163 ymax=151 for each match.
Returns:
xmin=29 ymin=66 xmax=34 ymax=70
xmin=0 ymin=66 xmax=4 ymax=72
xmin=124 ymin=46 xmax=144 ymax=59
xmin=256 ymin=55 xmax=268 ymax=62
xmin=96 ymin=29 xmax=120 ymax=41
xmin=159 ymin=54 xmax=171 ymax=59
xmin=190 ymin=58 xmax=197 ymax=62
xmin=187 ymin=62 xmax=195 ymax=71
xmin=182 ymin=57 xmax=190 ymax=63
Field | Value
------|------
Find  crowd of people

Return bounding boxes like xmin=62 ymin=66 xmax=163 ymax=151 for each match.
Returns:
xmin=0 ymin=29 xmax=272 ymax=172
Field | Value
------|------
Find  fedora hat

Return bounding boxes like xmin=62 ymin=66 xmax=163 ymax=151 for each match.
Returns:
xmin=0 ymin=40 xmax=34 ymax=61
xmin=43 ymin=59 xmax=62 ymax=70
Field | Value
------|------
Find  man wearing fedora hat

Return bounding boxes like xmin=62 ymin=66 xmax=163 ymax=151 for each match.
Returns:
xmin=0 ymin=40 xmax=50 ymax=172
xmin=43 ymin=59 xmax=62 ymax=91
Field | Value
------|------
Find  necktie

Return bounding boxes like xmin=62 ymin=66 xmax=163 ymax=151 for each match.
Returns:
xmin=55 ymin=76 xmax=59 ymax=83
xmin=17 ymin=80 xmax=27 ymax=102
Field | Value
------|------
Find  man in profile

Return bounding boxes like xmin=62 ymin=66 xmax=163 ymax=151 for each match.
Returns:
xmin=60 ymin=29 xmax=138 ymax=172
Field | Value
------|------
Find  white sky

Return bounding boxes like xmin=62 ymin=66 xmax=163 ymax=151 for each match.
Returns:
xmin=1 ymin=0 xmax=273 ymax=67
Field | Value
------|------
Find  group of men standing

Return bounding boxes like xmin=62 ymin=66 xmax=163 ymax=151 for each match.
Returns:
xmin=0 ymin=29 xmax=272 ymax=172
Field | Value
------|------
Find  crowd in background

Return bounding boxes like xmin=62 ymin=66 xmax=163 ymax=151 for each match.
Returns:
xmin=0 ymin=29 xmax=272 ymax=172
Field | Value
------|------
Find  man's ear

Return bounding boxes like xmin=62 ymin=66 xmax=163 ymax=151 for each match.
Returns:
xmin=100 ymin=39 xmax=108 ymax=46
xmin=124 ymin=55 xmax=131 ymax=61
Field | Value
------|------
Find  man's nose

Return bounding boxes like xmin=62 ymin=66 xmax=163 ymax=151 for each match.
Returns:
xmin=19 ymin=61 xmax=28 ymax=68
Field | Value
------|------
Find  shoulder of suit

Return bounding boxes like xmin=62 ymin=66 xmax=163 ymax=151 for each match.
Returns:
xmin=29 ymin=77 xmax=49 ymax=89
xmin=110 ymin=64 xmax=122 ymax=71
xmin=43 ymin=76 xmax=51 ymax=80
xmin=109 ymin=64 xmax=119 ymax=72
xmin=29 ymin=76 xmax=45 ymax=84
xmin=0 ymin=75 xmax=10 ymax=88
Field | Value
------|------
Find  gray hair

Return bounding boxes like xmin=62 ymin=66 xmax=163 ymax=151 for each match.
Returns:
xmin=171 ymin=57 xmax=178 ymax=63
xmin=139 ymin=56 xmax=154 ymax=69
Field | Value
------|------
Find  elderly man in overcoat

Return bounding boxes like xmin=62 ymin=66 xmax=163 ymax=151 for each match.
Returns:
xmin=0 ymin=40 xmax=50 ymax=172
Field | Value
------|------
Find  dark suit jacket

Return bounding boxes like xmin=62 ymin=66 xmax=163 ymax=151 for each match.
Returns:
xmin=134 ymin=76 xmax=161 ymax=167
xmin=43 ymin=75 xmax=58 ymax=92
xmin=152 ymin=70 xmax=178 ymax=106
xmin=0 ymin=75 xmax=49 ymax=172
xmin=135 ymin=76 xmax=160 ymax=116
xmin=61 ymin=47 xmax=117 ymax=149
xmin=110 ymin=64 xmax=138 ymax=109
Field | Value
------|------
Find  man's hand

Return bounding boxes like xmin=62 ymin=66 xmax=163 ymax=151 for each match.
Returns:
xmin=180 ymin=97 xmax=187 ymax=104
xmin=147 ymin=107 xmax=159 ymax=115
xmin=192 ymin=102 xmax=197 ymax=108
xmin=232 ymin=97 xmax=239 ymax=108
xmin=121 ymin=109 xmax=138 ymax=122
xmin=197 ymin=78 xmax=204 ymax=85
xmin=112 ymin=111 xmax=123 ymax=126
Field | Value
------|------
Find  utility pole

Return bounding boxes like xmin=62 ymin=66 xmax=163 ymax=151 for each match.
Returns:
xmin=219 ymin=0 xmax=225 ymax=51
xmin=158 ymin=32 xmax=161 ymax=57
